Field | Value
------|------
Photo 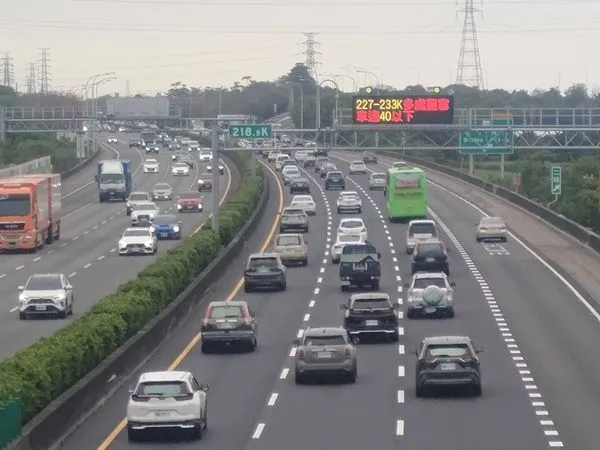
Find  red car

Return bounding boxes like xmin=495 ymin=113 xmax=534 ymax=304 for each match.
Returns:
xmin=197 ymin=173 xmax=214 ymax=192
xmin=177 ymin=191 xmax=203 ymax=213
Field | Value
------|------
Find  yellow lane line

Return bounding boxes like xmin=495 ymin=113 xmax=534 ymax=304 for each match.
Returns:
xmin=97 ymin=160 xmax=283 ymax=449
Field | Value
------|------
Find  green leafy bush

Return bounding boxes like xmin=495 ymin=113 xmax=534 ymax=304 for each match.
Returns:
xmin=0 ymin=149 xmax=264 ymax=424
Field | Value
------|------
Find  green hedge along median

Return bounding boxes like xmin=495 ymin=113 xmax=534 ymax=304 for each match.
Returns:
xmin=0 ymin=150 xmax=264 ymax=425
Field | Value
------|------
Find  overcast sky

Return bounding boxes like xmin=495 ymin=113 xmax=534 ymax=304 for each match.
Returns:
xmin=2 ymin=0 xmax=599 ymax=96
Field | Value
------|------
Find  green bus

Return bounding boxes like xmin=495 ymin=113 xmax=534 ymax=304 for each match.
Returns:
xmin=384 ymin=167 xmax=428 ymax=221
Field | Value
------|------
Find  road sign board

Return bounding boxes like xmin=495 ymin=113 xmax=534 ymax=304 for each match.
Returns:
xmin=459 ymin=130 xmax=513 ymax=155
xmin=551 ymin=166 xmax=562 ymax=195
xmin=228 ymin=124 xmax=272 ymax=139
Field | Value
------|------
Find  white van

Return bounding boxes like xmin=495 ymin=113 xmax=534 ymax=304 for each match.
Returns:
xmin=406 ymin=219 xmax=438 ymax=254
xmin=275 ymin=154 xmax=291 ymax=171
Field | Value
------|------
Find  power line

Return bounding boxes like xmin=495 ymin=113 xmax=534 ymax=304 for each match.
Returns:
xmin=0 ymin=21 xmax=597 ymax=34
xmin=73 ymin=0 xmax=600 ymax=5
xmin=456 ymin=0 xmax=484 ymax=88
xmin=38 ymin=48 xmax=51 ymax=94
xmin=302 ymin=32 xmax=321 ymax=79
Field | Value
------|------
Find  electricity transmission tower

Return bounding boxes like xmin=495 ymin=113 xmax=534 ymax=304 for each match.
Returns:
xmin=1 ymin=53 xmax=14 ymax=88
xmin=26 ymin=63 xmax=37 ymax=94
xmin=302 ymin=32 xmax=321 ymax=80
xmin=456 ymin=0 xmax=484 ymax=88
xmin=38 ymin=48 xmax=51 ymax=94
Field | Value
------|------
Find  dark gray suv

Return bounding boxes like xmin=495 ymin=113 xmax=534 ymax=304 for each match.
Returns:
xmin=415 ymin=335 xmax=482 ymax=397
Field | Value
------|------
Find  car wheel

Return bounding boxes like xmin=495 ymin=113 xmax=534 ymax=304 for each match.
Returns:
xmin=501 ymin=237 xmax=507 ymax=242
xmin=357 ymin=208 xmax=362 ymax=213
xmin=248 ymin=337 xmax=257 ymax=352
xmin=192 ymin=420 xmax=203 ymax=440
xmin=280 ymin=282 xmax=287 ymax=291
xmin=18 ymin=311 xmax=26 ymax=320
xmin=447 ymin=307 xmax=455 ymax=318
xmin=294 ymin=372 xmax=305 ymax=384
xmin=244 ymin=283 xmax=251 ymax=293
xmin=371 ymin=281 xmax=380 ymax=290
xmin=348 ymin=370 xmax=357 ymax=383
xmin=341 ymin=285 xmax=348 ymax=292
xmin=473 ymin=382 xmax=482 ymax=396
xmin=411 ymin=265 xmax=416 ymax=274
xmin=407 ymin=309 xmax=416 ymax=319
xmin=444 ymin=267 xmax=450 ymax=276
xmin=127 ymin=426 xmax=140 ymax=442
xmin=201 ymin=342 xmax=211 ymax=354
xmin=302 ymin=259 xmax=308 ymax=266
xmin=390 ymin=332 xmax=399 ymax=342
xmin=416 ymin=383 xmax=426 ymax=398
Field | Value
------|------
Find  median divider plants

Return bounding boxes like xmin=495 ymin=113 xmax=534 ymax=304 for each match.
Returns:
xmin=376 ymin=150 xmax=600 ymax=253
xmin=1 ymin=148 xmax=268 ymax=450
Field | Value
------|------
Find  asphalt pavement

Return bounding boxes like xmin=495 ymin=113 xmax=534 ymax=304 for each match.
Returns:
xmin=0 ymin=136 xmax=233 ymax=359
xmin=56 ymin=149 xmax=600 ymax=450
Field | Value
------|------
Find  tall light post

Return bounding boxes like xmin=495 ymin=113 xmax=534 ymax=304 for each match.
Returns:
xmin=357 ymin=69 xmax=380 ymax=93
xmin=89 ymin=74 xmax=116 ymax=158
xmin=322 ymin=73 xmax=358 ymax=94
xmin=281 ymin=81 xmax=305 ymax=129
xmin=316 ymin=78 xmax=340 ymax=131
xmin=83 ymin=72 xmax=114 ymax=116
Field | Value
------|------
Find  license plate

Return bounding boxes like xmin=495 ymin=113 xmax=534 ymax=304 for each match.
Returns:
xmin=355 ymin=263 xmax=367 ymax=271
xmin=441 ymin=363 xmax=456 ymax=371
xmin=187 ymin=205 xmax=193 ymax=209
xmin=153 ymin=411 xmax=170 ymax=417
xmin=219 ymin=323 xmax=236 ymax=329
xmin=35 ymin=305 xmax=47 ymax=311
xmin=424 ymin=307 xmax=437 ymax=314
xmin=160 ymin=233 xmax=168 ymax=238
xmin=317 ymin=351 xmax=333 ymax=358
xmin=365 ymin=319 xmax=378 ymax=326
xmin=426 ymin=257 xmax=435 ymax=262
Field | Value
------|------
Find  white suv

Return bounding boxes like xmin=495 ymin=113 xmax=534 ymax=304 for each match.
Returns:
xmin=406 ymin=219 xmax=438 ymax=254
xmin=127 ymin=371 xmax=209 ymax=441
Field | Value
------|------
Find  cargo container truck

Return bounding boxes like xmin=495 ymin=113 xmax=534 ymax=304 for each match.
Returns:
xmin=96 ymin=159 xmax=132 ymax=202
xmin=0 ymin=174 xmax=62 ymax=252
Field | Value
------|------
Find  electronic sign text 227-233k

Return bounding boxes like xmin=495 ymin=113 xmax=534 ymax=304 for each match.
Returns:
xmin=352 ymin=95 xmax=454 ymax=125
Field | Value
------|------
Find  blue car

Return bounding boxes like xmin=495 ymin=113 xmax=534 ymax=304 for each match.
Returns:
xmin=151 ymin=214 xmax=182 ymax=240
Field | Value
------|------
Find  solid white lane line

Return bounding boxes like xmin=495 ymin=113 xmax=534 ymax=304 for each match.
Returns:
xmin=252 ymin=423 xmax=265 ymax=439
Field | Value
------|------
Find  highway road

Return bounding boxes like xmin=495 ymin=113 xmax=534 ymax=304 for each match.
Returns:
xmin=0 ymin=136 xmax=233 ymax=359
xmin=57 ymin=149 xmax=600 ymax=450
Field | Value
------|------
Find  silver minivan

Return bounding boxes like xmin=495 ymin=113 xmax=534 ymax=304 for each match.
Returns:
xmin=406 ymin=219 xmax=438 ymax=254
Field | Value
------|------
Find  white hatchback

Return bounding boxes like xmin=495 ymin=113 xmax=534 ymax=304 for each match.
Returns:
xmin=290 ymin=194 xmax=316 ymax=215
xmin=337 ymin=218 xmax=367 ymax=241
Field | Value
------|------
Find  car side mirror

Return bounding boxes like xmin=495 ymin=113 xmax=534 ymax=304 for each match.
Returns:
xmin=250 ymin=311 xmax=256 ymax=317
xmin=412 ymin=347 xmax=419 ymax=355
xmin=393 ymin=303 xmax=400 ymax=310
xmin=94 ymin=174 xmax=98 ymax=182
xmin=351 ymin=337 xmax=360 ymax=345
xmin=199 ymin=384 xmax=209 ymax=392
xmin=128 ymin=387 xmax=135 ymax=394
xmin=17 ymin=285 xmax=24 ymax=291
xmin=377 ymin=252 xmax=382 ymax=258
xmin=450 ymin=281 xmax=456 ymax=287
xmin=475 ymin=346 xmax=483 ymax=353
xmin=402 ymin=283 xmax=409 ymax=288
xmin=178 ymin=221 xmax=182 ymax=224
xmin=293 ymin=338 xmax=301 ymax=346
xmin=340 ymin=304 xmax=348 ymax=310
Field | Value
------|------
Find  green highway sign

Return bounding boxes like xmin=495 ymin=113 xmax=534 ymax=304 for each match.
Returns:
xmin=228 ymin=124 xmax=272 ymax=139
xmin=459 ymin=130 xmax=513 ymax=155
xmin=551 ymin=166 xmax=562 ymax=195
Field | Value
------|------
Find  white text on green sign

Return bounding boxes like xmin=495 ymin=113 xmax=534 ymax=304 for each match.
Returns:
xmin=550 ymin=166 xmax=562 ymax=195
xmin=228 ymin=124 xmax=272 ymax=139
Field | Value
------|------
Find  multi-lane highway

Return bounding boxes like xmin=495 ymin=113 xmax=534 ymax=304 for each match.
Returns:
xmin=57 ymin=148 xmax=600 ymax=450
xmin=0 ymin=136 xmax=233 ymax=359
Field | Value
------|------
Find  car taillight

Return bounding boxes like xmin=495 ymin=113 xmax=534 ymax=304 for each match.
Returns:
xmin=174 ymin=393 xmax=194 ymax=401
xmin=344 ymin=348 xmax=351 ymax=358
xmin=243 ymin=317 xmax=252 ymax=326
xmin=297 ymin=349 xmax=305 ymax=359
xmin=460 ymin=356 xmax=474 ymax=363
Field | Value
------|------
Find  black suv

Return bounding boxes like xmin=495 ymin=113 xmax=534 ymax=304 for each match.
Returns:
xmin=290 ymin=177 xmax=310 ymax=194
xmin=411 ymin=239 xmax=449 ymax=275
xmin=341 ymin=293 xmax=400 ymax=341
xmin=415 ymin=335 xmax=482 ymax=397
xmin=339 ymin=244 xmax=381 ymax=290
xmin=200 ymin=300 xmax=257 ymax=353
xmin=129 ymin=140 xmax=140 ymax=148
xmin=362 ymin=151 xmax=378 ymax=164
xmin=325 ymin=171 xmax=346 ymax=190
xmin=243 ymin=253 xmax=287 ymax=292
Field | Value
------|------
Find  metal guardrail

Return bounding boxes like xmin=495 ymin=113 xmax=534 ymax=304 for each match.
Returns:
xmin=0 ymin=398 xmax=22 ymax=449
xmin=375 ymin=150 xmax=600 ymax=255
xmin=0 ymin=157 xmax=52 ymax=178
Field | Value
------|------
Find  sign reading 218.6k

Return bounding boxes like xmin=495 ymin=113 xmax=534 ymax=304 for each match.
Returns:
xmin=352 ymin=95 xmax=455 ymax=125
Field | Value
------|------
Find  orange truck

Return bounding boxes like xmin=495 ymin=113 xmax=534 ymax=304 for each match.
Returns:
xmin=0 ymin=174 xmax=62 ymax=252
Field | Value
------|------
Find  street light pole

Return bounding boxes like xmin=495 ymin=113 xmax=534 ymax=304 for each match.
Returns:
xmin=357 ymin=70 xmax=380 ymax=93
xmin=316 ymin=78 xmax=340 ymax=130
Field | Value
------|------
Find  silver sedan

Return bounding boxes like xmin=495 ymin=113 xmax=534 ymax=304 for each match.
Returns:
xmin=476 ymin=216 xmax=507 ymax=242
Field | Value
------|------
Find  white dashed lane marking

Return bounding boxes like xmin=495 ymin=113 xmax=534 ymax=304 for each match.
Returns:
xmin=428 ymin=208 xmax=563 ymax=448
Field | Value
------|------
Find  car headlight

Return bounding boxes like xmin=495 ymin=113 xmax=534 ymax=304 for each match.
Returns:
xmin=149 ymin=226 xmax=155 ymax=233
xmin=173 ymin=226 xmax=180 ymax=232
xmin=198 ymin=180 xmax=204 ymax=184
xmin=119 ymin=240 xmax=126 ymax=248
xmin=177 ymin=204 xmax=182 ymax=209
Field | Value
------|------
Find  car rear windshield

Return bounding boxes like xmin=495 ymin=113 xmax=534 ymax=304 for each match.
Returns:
xmin=481 ymin=217 xmax=505 ymax=227
xmin=409 ymin=223 xmax=436 ymax=236
xmin=123 ymin=229 xmax=151 ymax=237
xmin=342 ymin=220 xmax=363 ymax=228
xmin=416 ymin=243 xmax=443 ymax=255
xmin=327 ymin=171 xmax=342 ymax=177
xmin=154 ymin=184 xmax=170 ymax=190
xmin=135 ymin=381 xmax=190 ymax=397
xmin=209 ymin=305 xmax=243 ymax=319
xmin=153 ymin=215 xmax=177 ymax=225
xmin=200 ymin=173 xmax=213 ymax=179
xmin=294 ymin=196 xmax=312 ymax=202
xmin=129 ymin=193 xmax=149 ymax=201
xmin=352 ymin=298 xmax=390 ymax=309
xmin=145 ymin=159 xmax=157 ymax=164
xmin=304 ymin=335 xmax=346 ymax=346
xmin=249 ymin=257 xmax=279 ymax=268
xmin=283 ymin=209 xmax=305 ymax=216
xmin=277 ymin=235 xmax=301 ymax=246
xmin=372 ymin=174 xmax=385 ymax=180
xmin=180 ymin=192 xmax=201 ymax=199
xmin=351 ymin=161 xmax=363 ymax=165
xmin=426 ymin=344 xmax=470 ymax=358
xmin=338 ymin=234 xmax=361 ymax=243
xmin=25 ymin=276 xmax=61 ymax=290
xmin=135 ymin=204 xmax=155 ymax=211
xmin=174 ymin=163 xmax=188 ymax=168
xmin=413 ymin=277 xmax=446 ymax=289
